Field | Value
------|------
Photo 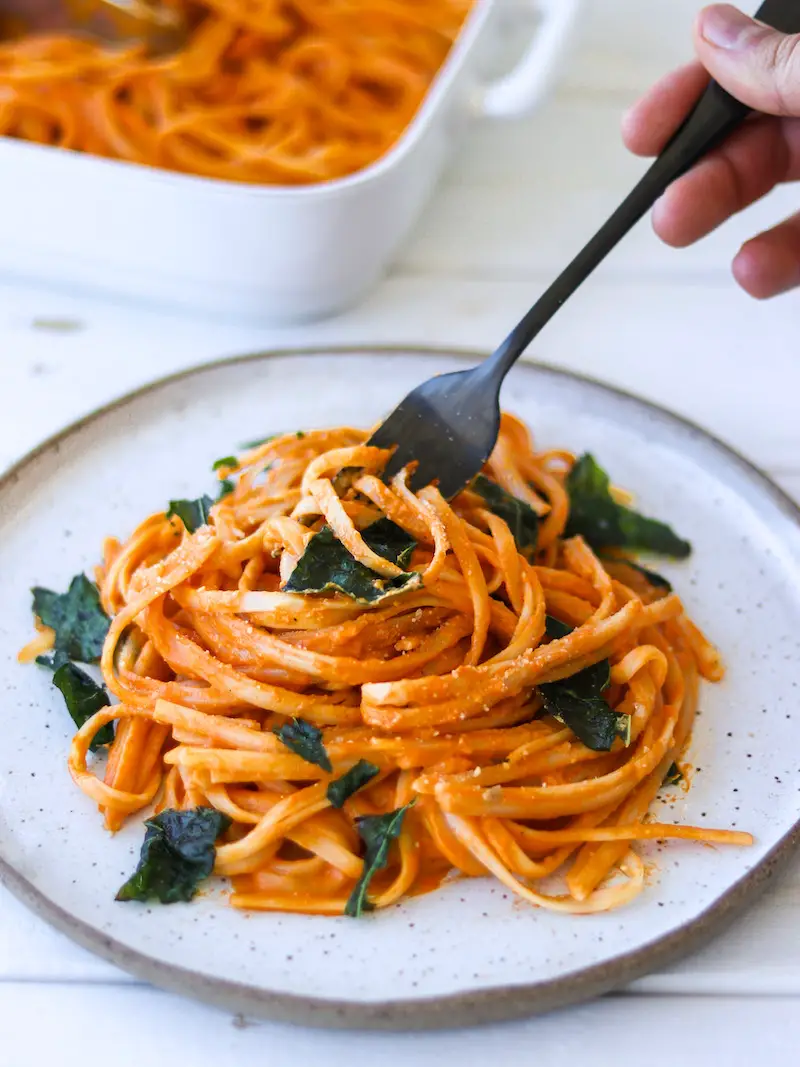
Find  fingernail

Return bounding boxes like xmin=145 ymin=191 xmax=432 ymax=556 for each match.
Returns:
xmin=699 ymin=4 xmax=761 ymax=50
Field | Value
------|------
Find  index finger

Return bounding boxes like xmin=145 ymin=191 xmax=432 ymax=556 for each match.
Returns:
xmin=622 ymin=62 xmax=711 ymax=157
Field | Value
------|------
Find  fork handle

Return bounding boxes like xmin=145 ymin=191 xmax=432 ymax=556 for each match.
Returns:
xmin=481 ymin=0 xmax=800 ymax=383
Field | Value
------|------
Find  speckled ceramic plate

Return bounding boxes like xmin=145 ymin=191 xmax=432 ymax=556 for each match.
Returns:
xmin=2 ymin=347 xmax=800 ymax=1031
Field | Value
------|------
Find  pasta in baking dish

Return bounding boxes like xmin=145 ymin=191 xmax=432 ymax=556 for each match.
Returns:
xmin=0 ymin=0 xmax=473 ymax=184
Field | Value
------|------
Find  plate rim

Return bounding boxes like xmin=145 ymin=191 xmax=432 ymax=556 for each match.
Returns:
xmin=2 ymin=342 xmax=799 ymax=1031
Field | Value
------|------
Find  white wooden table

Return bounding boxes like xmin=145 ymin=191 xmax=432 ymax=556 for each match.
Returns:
xmin=3 ymin=2 xmax=800 ymax=1062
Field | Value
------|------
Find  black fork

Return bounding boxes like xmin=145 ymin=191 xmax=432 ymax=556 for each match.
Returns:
xmin=370 ymin=0 xmax=798 ymax=499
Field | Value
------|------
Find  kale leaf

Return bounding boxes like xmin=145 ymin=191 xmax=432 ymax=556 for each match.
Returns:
xmin=327 ymin=760 xmax=380 ymax=808
xmin=166 ymin=495 xmax=214 ymax=533
xmin=540 ymin=616 xmax=630 ymax=752
xmin=471 ymin=475 xmax=539 ymax=556
xmin=544 ymin=615 xmax=577 ymax=641
xmin=284 ymin=518 xmax=421 ymax=604
xmin=663 ymin=761 xmax=683 ymax=787
xmin=345 ymin=802 xmax=414 ymax=918
xmin=116 ymin=808 xmax=231 ymax=904
xmin=616 ymin=558 xmax=673 ymax=592
xmin=52 ymin=662 xmax=114 ymax=750
xmin=36 ymin=649 xmax=69 ymax=670
xmin=31 ymin=574 xmax=110 ymax=664
xmin=274 ymin=717 xmax=333 ymax=772
xmin=212 ymin=456 xmax=237 ymax=471
xmin=566 ymin=454 xmax=691 ymax=558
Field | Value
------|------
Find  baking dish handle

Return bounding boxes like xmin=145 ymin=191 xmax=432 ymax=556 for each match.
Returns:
xmin=476 ymin=0 xmax=580 ymax=118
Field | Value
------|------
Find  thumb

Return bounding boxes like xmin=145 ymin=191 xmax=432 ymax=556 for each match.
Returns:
xmin=694 ymin=3 xmax=800 ymax=115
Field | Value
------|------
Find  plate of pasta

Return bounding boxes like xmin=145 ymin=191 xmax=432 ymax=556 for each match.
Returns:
xmin=2 ymin=346 xmax=800 ymax=1029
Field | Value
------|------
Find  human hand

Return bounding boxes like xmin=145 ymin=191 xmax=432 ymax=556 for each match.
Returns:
xmin=623 ymin=3 xmax=800 ymax=299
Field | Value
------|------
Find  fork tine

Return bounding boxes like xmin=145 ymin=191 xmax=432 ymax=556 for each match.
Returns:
xmin=368 ymin=368 xmax=501 ymax=499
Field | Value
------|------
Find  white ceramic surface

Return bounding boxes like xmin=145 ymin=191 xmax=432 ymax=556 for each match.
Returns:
xmin=0 ymin=0 xmax=578 ymax=323
xmin=2 ymin=348 xmax=800 ymax=1029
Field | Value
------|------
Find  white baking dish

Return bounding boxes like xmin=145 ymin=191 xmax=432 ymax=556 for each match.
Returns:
xmin=0 ymin=0 xmax=579 ymax=322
